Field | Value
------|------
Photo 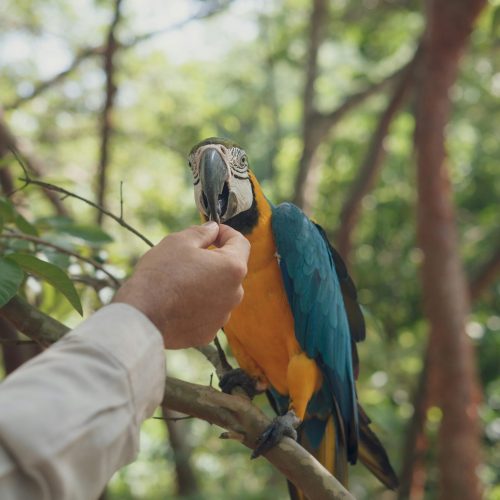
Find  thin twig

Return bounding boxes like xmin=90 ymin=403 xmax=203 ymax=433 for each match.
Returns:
xmin=11 ymin=155 xmax=154 ymax=247
xmin=0 ymin=230 xmax=121 ymax=288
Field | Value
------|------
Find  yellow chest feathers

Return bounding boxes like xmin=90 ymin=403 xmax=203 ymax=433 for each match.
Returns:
xmin=223 ymin=174 xmax=301 ymax=394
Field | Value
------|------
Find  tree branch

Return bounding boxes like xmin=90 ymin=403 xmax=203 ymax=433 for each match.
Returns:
xmin=15 ymin=172 xmax=154 ymax=247
xmin=164 ymin=377 xmax=354 ymax=500
xmin=4 ymin=46 xmax=106 ymax=111
xmin=0 ymin=296 xmax=354 ymax=499
xmin=0 ymin=230 xmax=121 ymax=288
xmin=96 ymin=0 xmax=123 ymax=225
xmin=293 ymin=45 xmax=418 ymax=212
xmin=3 ymin=1 xmax=235 ymax=111
xmin=292 ymin=0 xmax=329 ymax=213
xmin=0 ymin=296 xmax=69 ymax=346
xmin=336 ymin=49 xmax=420 ymax=261
xmin=0 ymin=112 xmax=69 ymax=215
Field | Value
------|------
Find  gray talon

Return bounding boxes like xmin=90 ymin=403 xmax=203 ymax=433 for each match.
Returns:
xmin=251 ymin=410 xmax=300 ymax=459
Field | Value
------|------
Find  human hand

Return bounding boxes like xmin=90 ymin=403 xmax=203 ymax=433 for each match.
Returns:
xmin=112 ymin=222 xmax=250 ymax=349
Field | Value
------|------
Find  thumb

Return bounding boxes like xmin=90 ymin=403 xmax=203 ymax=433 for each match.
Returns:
xmin=180 ymin=221 xmax=220 ymax=248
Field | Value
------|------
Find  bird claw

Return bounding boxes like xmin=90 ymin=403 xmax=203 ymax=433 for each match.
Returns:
xmin=219 ymin=368 xmax=260 ymax=398
xmin=251 ymin=410 xmax=300 ymax=459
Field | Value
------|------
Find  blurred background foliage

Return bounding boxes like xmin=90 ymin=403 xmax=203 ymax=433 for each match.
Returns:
xmin=0 ymin=0 xmax=499 ymax=498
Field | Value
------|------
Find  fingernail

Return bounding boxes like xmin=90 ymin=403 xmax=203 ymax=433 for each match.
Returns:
xmin=203 ymin=221 xmax=218 ymax=229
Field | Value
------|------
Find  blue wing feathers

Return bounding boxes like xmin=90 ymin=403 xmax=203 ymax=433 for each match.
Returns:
xmin=272 ymin=202 xmax=358 ymax=463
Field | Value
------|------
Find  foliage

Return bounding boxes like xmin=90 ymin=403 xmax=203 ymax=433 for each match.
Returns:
xmin=0 ymin=0 xmax=498 ymax=498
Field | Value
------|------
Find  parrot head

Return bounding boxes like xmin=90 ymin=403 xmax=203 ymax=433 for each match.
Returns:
xmin=188 ymin=137 xmax=258 ymax=232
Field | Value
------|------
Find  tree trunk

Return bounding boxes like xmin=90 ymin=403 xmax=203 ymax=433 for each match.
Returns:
xmin=162 ymin=407 xmax=200 ymax=497
xmin=414 ymin=1 xmax=486 ymax=498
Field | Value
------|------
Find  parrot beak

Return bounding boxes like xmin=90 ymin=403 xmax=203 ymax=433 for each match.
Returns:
xmin=199 ymin=148 xmax=230 ymax=224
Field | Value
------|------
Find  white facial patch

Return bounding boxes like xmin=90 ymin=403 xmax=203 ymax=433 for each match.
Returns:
xmin=189 ymin=143 xmax=254 ymax=222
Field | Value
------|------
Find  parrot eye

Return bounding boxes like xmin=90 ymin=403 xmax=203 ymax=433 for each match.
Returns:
xmin=241 ymin=155 xmax=248 ymax=166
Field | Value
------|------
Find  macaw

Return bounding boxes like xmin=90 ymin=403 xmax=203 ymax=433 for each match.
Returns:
xmin=188 ymin=137 xmax=398 ymax=495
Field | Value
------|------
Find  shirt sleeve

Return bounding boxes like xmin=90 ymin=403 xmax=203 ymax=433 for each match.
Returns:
xmin=0 ymin=303 xmax=166 ymax=500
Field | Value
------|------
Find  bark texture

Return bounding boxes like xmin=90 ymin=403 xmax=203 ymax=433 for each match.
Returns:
xmin=414 ymin=0 xmax=486 ymax=498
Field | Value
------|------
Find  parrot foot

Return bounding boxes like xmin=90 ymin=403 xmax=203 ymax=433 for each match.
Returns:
xmin=251 ymin=410 xmax=301 ymax=459
xmin=219 ymin=369 xmax=263 ymax=399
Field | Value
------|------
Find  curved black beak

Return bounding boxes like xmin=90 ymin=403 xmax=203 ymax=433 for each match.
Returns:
xmin=199 ymin=148 xmax=229 ymax=224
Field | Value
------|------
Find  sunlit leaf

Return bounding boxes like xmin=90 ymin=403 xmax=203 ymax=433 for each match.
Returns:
xmin=0 ymin=258 xmax=24 ymax=307
xmin=6 ymin=253 xmax=83 ymax=315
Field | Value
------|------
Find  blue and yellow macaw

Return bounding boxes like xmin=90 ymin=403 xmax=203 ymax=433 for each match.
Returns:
xmin=188 ymin=138 xmax=398 ymax=495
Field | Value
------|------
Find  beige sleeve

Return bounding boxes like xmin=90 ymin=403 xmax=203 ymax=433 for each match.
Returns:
xmin=0 ymin=303 xmax=166 ymax=500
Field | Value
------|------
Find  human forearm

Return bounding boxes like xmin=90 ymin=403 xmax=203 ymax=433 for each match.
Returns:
xmin=0 ymin=304 xmax=165 ymax=500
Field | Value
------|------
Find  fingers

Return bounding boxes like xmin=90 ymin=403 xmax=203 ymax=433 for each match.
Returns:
xmin=170 ymin=221 xmax=220 ymax=249
xmin=214 ymin=225 xmax=251 ymax=262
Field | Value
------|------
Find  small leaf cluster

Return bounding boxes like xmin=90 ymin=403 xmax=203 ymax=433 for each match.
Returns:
xmin=0 ymin=195 xmax=114 ymax=316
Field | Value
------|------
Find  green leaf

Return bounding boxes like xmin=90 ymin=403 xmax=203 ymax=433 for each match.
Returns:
xmin=0 ymin=197 xmax=15 ymax=222
xmin=39 ymin=218 xmax=113 ymax=246
xmin=36 ymin=215 xmax=73 ymax=229
xmin=0 ymin=197 xmax=38 ymax=235
xmin=0 ymin=258 xmax=24 ymax=307
xmin=15 ymin=213 xmax=39 ymax=236
xmin=58 ymin=224 xmax=113 ymax=246
xmin=6 ymin=253 xmax=83 ymax=315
